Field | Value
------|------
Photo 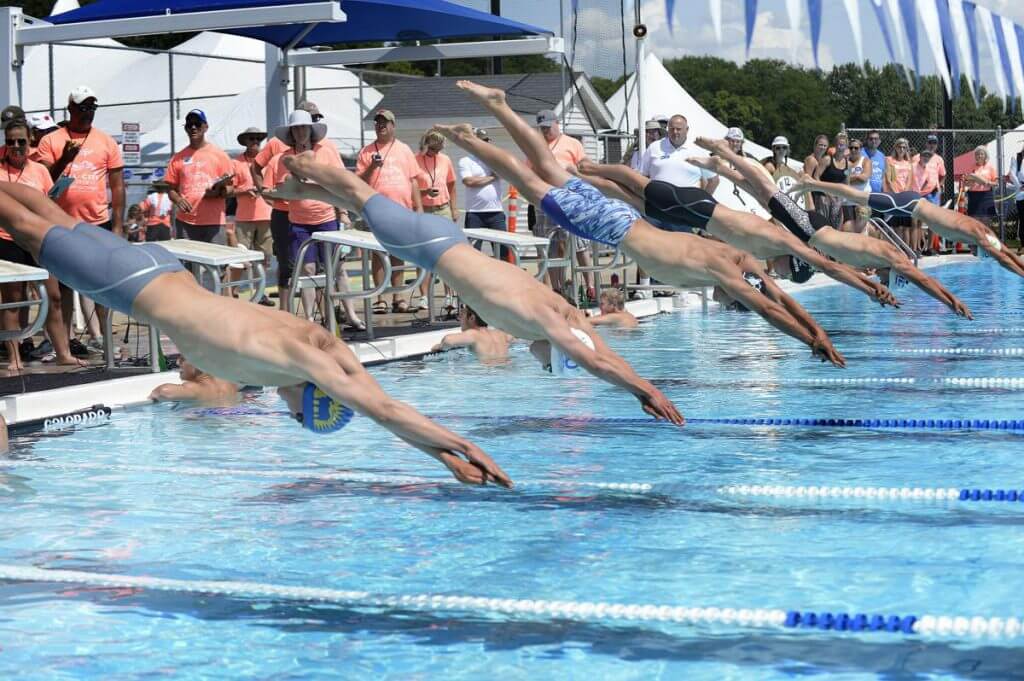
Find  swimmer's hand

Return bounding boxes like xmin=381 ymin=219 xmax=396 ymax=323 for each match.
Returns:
xmin=872 ymin=282 xmax=901 ymax=308
xmin=262 ymin=176 xmax=308 ymax=201
xmin=811 ymin=333 xmax=846 ymax=368
xmin=953 ymin=298 xmax=974 ymax=320
xmin=638 ymin=387 xmax=685 ymax=425
xmin=437 ymin=444 xmax=513 ymax=488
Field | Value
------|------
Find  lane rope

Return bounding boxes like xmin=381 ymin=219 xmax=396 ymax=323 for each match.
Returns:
xmin=0 ymin=564 xmax=1016 ymax=639
xmin=718 ymin=485 xmax=1024 ymax=503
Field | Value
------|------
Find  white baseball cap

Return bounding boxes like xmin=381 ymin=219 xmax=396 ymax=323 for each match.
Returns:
xmin=68 ymin=85 xmax=98 ymax=105
xmin=725 ymin=127 xmax=745 ymax=141
xmin=27 ymin=113 xmax=58 ymax=132
xmin=772 ymin=136 xmax=790 ymax=147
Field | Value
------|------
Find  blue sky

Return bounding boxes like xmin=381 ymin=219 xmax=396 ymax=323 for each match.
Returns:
xmin=454 ymin=0 xmax=1022 ymax=90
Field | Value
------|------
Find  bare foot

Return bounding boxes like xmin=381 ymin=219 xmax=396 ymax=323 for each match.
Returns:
xmin=433 ymin=123 xmax=476 ymax=145
xmin=281 ymin=151 xmax=317 ymax=180
xmin=694 ymin=137 xmax=726 ymax=153
xmin=455 ymin=80 xmax=507 ymax=108
xmin=56 ymin=355 xmax=88 ymax=368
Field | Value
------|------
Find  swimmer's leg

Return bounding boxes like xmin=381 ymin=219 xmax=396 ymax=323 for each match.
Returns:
xmin=573 ymin=172 xmax=645 ymax=212
xmin=574 ymin=162 xmax=651 ymax=197
xmin=455 ymin=80 xmax=574 ymax=190
xmin=435 ymin=123 xmax=552 ymax=206
xmin=0 ymin=183 xmax=75 ymax=257
xmin=699 ymin=138 xmax=776 ymax=203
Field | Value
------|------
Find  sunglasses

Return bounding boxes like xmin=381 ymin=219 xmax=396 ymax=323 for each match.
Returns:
xmin=849 ymin=145 xmax=861 ymax=150
xmin=75 ymin=103 xmax=98 ymax=113
xmin=242 ymin=136 xmax=262 ymax=143
xmin=184 ymin=120 xmax=204 ymax=130
xmin=772 ymin=145 xmax=788 ymax=150
xmin=311 ymin=114 xmax=324 ymax=122
xmin=4 ymin=138 xmax=28 ymax=147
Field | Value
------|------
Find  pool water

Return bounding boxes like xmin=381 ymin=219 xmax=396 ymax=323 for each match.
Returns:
xmin=1 ymin=261 xmax=1023 ymax=679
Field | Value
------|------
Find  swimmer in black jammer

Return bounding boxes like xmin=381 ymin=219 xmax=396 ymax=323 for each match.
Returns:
xmin=688 ymin=137 xmax=972 ymax=319
xmin=788 ymin=172 xmax=1024 ymax=283
xmin=427 ymin=80 xmax=844 ymax=367
xmin=0 ymin=182 xmax=510 ymax=488
xmin=430 ymin=305 xmax=514 ymax=362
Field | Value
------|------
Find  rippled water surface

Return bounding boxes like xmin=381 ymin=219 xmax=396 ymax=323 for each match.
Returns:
xmin=1 ymin=261 xmax=1022 ymax=680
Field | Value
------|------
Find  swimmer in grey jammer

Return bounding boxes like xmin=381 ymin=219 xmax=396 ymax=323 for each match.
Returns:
xmin=264 ymin=158 xmax=683 ymax=424
xmin=688 ymin=138 xmax=972 ymax=319
xmin=0 ymin=181 xmax=510 ymax=488
xmin=428 ymin=80 xmax=845 ymax=367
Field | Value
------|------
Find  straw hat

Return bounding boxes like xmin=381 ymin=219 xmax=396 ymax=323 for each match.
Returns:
xmin=274 ymin=110 xmax=327 ymax=146
xmin=236 ymin=126 xmax=267 ymax=146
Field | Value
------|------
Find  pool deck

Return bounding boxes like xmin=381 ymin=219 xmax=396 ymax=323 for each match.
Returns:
xmin=1 ymin=253 xmax=975 ymax=429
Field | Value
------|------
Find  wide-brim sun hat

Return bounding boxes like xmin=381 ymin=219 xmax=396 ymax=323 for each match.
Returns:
xmin=237 ymin=127 xmax=267 ymax=146
xmin=274 ymin=110 xmax=327 ymax=145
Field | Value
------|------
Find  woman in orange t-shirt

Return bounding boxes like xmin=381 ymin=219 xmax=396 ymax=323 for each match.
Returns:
xmin=0 ymin=120 xmax=83 ymax=370
xmin=264 ymin=111 xmax=364 ymax=331
xmin=883 ymin=137 xmax=915 ymax=244
xmin=963 ymin=146 xmax=998 ymax=221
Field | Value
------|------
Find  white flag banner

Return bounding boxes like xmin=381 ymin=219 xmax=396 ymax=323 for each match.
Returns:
xmin=919 ymin=0 xmax=953 ymax=96
xmin=709 ymin=0 xmax=722 ymax=43
xmin=785 ymin=0 xmax=803 ymax=34
xmin=884 ymin=0 xmax=915 ymax=87
xmin=949 ymin=0 xmax=979 ymax=101
xmin=977 ymin=4 xmax=1009 ymax=103
xmin=1000 ymin=15 xmax=1024 ymax=106
xmin=841 ymin=0 xmax=864 ymax=65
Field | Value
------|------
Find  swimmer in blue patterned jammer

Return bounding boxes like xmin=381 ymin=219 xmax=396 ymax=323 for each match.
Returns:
xmin=0 ymin=182 xmax=511 ymax=488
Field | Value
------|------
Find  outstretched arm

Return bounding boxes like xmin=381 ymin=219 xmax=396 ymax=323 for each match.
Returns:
xmin=543 ymin=314 xmax=684 ymax=424
xmin=714 ymin=264 xmax=845 ymax=367
xmin=792 ymin=244 xmax=900 ymax=307
xmin=149 ymin=382 xmax=204 ymax=402
xmin=293 ymin=341 xmax=512 ymax=487
xmin=430 ymin=331 xmax=477 ymax=353
xmin=891 ymin=258 xmax=972 ymax=319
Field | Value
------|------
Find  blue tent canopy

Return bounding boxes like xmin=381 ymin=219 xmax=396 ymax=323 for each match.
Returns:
xmin=49 ymin=0 xmax=549 ymax=47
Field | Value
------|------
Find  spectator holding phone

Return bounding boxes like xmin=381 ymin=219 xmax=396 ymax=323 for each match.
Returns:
xmin=164 ymin=109 xmax=234 ymax=243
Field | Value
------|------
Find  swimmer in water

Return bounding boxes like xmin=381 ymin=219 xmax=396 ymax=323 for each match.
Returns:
xmin=431 ymin=305 xmax=515 ymax=361
xmin=589 ymin=289 xmax=638 ymax=328
xmin=266 ymin=160 xmax=684 ymax=424
xmin=0 ymin=181 xmax=510 ymax=488
xmin=420 ymin=81 xmax=843 ymax=367
xmin=789 ymin=173 xmax=1024 ymax=282
xmin=149 ymin=356 xmax=241 ymax=405
xmin=691 ymin=139 xmax=972 ymax=319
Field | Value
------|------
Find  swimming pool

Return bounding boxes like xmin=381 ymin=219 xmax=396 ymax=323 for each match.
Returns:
xmin=1 ymin=260 xmax=1022 ymax=679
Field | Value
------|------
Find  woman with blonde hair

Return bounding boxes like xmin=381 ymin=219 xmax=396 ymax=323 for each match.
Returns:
xmin=963 ymin=145 xmax=998 ymax=225
xmin=884 ymin=137 xmax=914 ymax=246
xmin=802 ymin=134 xmax=830 ymax=213
xmin=811 ymin=131 xmax=850 ymax=228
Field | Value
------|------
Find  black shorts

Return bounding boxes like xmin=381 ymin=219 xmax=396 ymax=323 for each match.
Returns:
xmin=767 ymin=191 xmax=816 ymax=243
xmin=642 ymin=181 xmax=717 ymax=231
xmin=179 ymin=222 xmax=220 ymax=243
xmin=465 ymin=211 xmax=507 ymax=230
xmin=146 ymin=224 xmax=171 ymax=242
xmin=0 ymin=238 xmax=35 ymax=266
xmin=841 ymin=205 xmax=859 ymax=223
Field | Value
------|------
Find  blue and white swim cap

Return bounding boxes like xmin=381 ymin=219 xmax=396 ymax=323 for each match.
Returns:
xmin=550 ymin=328 xmax=596 ymax=376
xmin=300 ymin=383 xmax=354 ymax=434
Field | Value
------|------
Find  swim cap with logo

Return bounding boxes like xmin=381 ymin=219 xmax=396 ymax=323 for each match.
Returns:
xmin=550 ymin=328 xmax=596 ymax=376
xmin=299 ymin=383 xmax=354 ymax=434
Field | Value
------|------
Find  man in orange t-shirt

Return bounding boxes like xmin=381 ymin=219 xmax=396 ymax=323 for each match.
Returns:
xmin=37 ymin=85 xmax=125 ymax=354
xmin=356 ymin=109 xmax=424 ymax=313
xmin=164 ymin=109 xmax=234 ymax=243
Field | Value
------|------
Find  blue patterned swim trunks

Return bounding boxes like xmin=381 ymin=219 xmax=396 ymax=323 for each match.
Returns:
xmin=540 ymin=178 xmax=640 ymax=247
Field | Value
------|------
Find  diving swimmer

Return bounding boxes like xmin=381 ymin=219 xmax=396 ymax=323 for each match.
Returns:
xmin=691 ymin=138 xmax=972 ymax=319
xmin=428 ymin=81 xmax=845 ymax=367
xmin=0 ymin=181 xmax=511 ymax=488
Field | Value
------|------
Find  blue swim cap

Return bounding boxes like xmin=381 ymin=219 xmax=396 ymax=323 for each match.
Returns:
xmin=300 ymin=383 xmax=354 ymax=434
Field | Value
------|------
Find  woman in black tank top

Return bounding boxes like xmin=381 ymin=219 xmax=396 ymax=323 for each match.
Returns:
xmin=813 ymin=132 xmax=849 ymax=228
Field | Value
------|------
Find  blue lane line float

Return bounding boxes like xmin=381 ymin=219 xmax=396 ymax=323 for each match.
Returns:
xmin=718 ymin=485 xmax=1024 ymax=503
xmin=0 ymin=564 xmax=1016 ymax=639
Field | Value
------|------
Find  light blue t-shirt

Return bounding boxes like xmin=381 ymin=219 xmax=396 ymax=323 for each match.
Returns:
xmin=866 ymin=147 xmax=886 ymax=192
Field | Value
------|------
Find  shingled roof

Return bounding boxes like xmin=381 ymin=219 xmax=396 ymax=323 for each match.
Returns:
xmin=365 ymin=72 xmax=597 ymax=122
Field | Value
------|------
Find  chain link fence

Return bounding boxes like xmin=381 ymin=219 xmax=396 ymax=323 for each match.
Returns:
xmin=845 ymin=127 xmax=1015 ymax=243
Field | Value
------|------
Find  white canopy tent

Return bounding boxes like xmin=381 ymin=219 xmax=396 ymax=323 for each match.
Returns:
xmin=607 ymin=52 xmax=802 ymax=218
xmin=84 ymin=31 xmax=382 ymax=160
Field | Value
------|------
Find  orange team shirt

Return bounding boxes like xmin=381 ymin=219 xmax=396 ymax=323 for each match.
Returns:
xmin=966 ymin=163 xmax=998 ymax=192
xmin=527 ymin=133 xmax=587 ymax=171
xmin=0 ymin=159 xmax=53 ymax=240
xmin=141 ymin=192 xmax=173 ymax=227
xmin=911 ymin=161 xmax=940 ymax=194
xmin=264 ymin=143 xmax=342 ymax=225
xmin=233 ymin=154 xmax=272 ymax=222
xmin=254 ymin=138 xmax=338 ymax=212
xmin=164 ymin=143 xmax=234 ymax=226
xmin=260 ymin=154 xmax=289 ymax=213
xmin=37 ymin=126 xmax=123 ymax=225
xmin=356 ymin=139 xmax=423 ymax=209
xmin=415 ymin=151 xmax=456 ymax=206
xmin=885 ymin=158 xmax=913 ymax=192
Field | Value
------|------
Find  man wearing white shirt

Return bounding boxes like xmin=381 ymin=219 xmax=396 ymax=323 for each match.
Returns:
xmin=1011 ymin=146 xmax=1024 ymax=253
xmin=458 ymin=128 xmax=507 ymax=259
xmin=635 ymin=114 xmax=719 ymax=294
